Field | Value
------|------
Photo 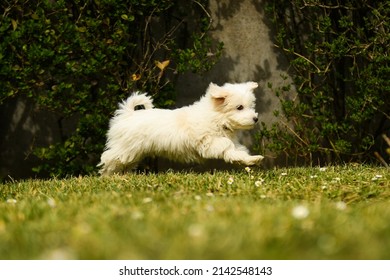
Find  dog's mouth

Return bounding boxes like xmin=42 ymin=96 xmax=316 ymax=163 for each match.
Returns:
xmin=241 ymin=124 xmax=256 ymax=130
xmin=230 ymin=123 xmax=256 ymax=130
xmin=226 ymin=116 xmax=258 ymax=131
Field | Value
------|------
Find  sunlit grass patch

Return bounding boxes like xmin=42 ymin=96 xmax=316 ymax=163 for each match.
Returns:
xmin=0 ymin=165 xmax=389 ymax=259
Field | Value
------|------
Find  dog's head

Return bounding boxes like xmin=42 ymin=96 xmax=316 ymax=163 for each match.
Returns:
xmin=206 ymin=81 xmax=259 ymax=130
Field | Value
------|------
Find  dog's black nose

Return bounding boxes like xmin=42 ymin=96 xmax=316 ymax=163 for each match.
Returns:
xmin=253 ymin=117 xmax=259 ymax=123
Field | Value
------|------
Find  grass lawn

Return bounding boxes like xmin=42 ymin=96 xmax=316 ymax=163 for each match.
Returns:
xmin=0 ymin=165 xmax=389 ymax=259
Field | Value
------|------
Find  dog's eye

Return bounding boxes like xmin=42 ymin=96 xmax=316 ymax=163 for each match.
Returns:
xmin=236 ymin=105 xmax=244 ymax=110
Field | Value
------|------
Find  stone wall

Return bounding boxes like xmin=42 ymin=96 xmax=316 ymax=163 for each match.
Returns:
xmin=174 ymin=0 xmax=292 ymax=167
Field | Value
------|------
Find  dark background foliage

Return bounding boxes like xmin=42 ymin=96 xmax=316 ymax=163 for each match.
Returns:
xmin=258 ymin=0 xmax=390 ymax=166
xmin=0 ymin=0 xmax=222 ymax=177
xmin=2 ymin=0 xmax=389 ymax=178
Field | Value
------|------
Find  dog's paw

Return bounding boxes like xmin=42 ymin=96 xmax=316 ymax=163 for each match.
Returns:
xmin=245 ymin=155 xmax=264 ymax=166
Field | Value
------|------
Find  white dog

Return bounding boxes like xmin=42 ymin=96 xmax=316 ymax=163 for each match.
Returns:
xmin=98 ymin=82 xmax=264 ymax=175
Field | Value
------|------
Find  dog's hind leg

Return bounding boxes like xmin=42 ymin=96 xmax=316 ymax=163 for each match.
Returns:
xmin=99 ymin=158 xmax=140 ymax=175
xmin=99 ymin=149 xmax=139 ymax=175
xmin=98 ymin=159 xmax=121 ymax=175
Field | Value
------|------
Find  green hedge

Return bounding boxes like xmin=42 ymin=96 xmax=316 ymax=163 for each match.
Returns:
xmin=259 ymin=0 xmax=390 ymax=165
xmin=0 ymin=0 xmax=222 ymax=176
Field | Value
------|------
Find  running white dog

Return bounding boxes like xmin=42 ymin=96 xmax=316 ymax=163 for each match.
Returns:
xmin=98 ymin=82 xmax=264 ymax=175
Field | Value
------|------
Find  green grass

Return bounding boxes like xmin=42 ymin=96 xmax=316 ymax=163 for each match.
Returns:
xmin=0 ymin=165 xmax=389 ymax=259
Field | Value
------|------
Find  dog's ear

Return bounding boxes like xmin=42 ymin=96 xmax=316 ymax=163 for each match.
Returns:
xmin=246 ymin=81 xmax=258 ymax=90
xmin=207 ymin=83 xmax=228 ymax=107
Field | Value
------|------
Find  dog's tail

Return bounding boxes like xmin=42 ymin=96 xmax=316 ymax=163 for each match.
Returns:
xmin=116 ymin=92 xmax=154 ymax=116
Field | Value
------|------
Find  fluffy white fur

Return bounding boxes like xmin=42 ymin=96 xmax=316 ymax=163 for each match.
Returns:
xmin=98 ymin=81 xmax=264 ymax=175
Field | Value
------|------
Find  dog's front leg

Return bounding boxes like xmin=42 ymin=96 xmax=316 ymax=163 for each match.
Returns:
xmin=201 ymin=137 xmax=264 ymax=166
xmin=224 ymin=148 xmax=264 ymax=166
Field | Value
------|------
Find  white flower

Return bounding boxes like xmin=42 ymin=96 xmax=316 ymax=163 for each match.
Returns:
xmin=131 ymin=211 xmax=144 ymax=220
xmin=6 ymin=198 xmax=17 ymax=204
xmin=335 ymin=201 xmax=347 ymax=211
xmin=255 ymin=179 xmax=264 ymax=187
xmin=47 ymin=198 xmax=56 ymax=208
xmin=260 ymin=195 xmax=267 ymax=199
xmin=245 ymin=167 xmax=252 ymax=173
xmin=194 ymin=195 xmax=202 ymax=201
xmin=319 ymin=167 xmax=327 ymax=172
xmin=188 ymin=224 xmax=204 ymax=238
xmin=43 ymin=248 xmax=75 ymax=260
xmin=310 ymin=175 xmax=318 ymax=179
xmin=227 ymin=177 xmax=234 ymax=185
xmin=142 ymin=197 xmax=153 ymax=203
xmin=371 ymin=175 xmax=383 ymax=181
xmin=281 ymin=172 xmax=288 ymax=176
xmin=205 ymin=204 xmax=214 ymax=212
xmin=292 ymin=205 xmax=310 ymax=219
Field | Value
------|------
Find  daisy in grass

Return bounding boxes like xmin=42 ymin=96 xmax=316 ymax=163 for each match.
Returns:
xmin=255 ymin=179 xmax=265 ymax=187
xmin=291 ymin=205 xmax=310 ymax=219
